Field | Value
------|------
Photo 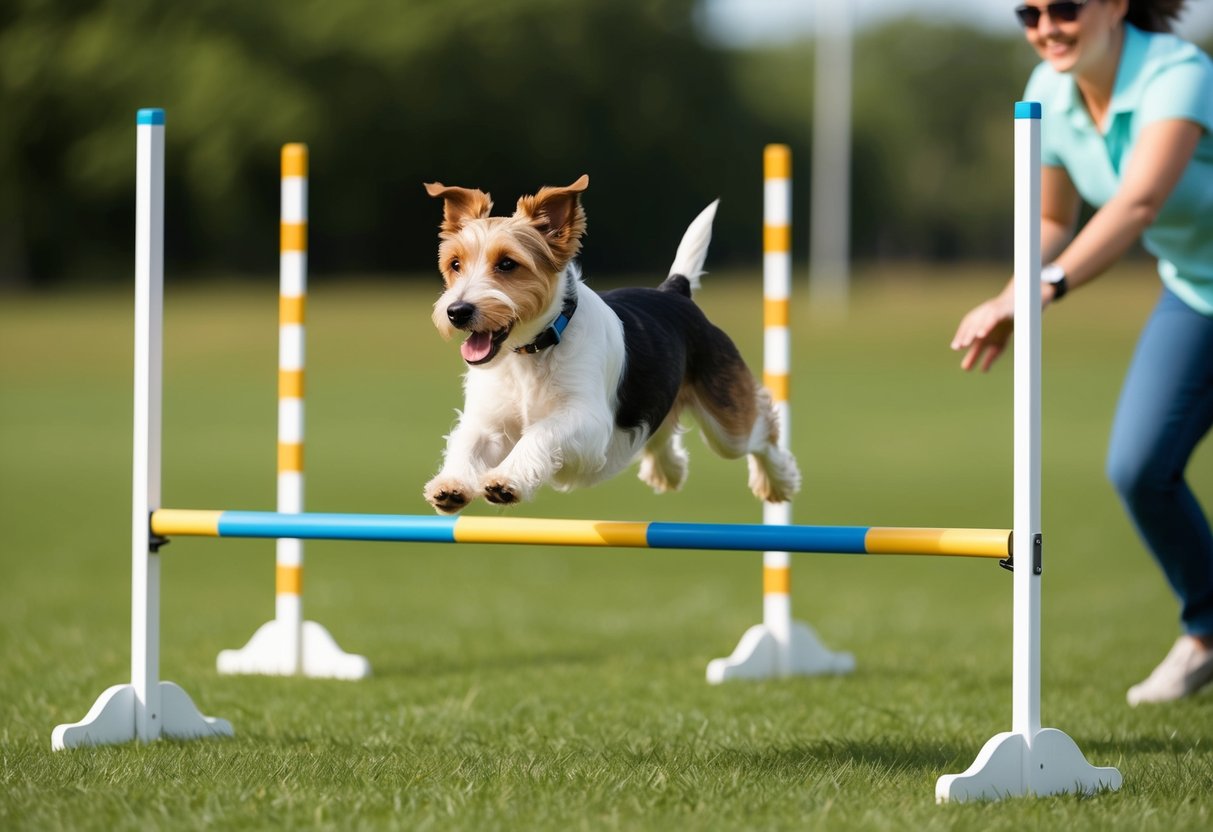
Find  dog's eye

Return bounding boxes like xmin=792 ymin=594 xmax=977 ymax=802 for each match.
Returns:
xmin=497 ymin=258 xmax=517 ymax=273
xmin=450 ymin=259 xmax=461 ymax=273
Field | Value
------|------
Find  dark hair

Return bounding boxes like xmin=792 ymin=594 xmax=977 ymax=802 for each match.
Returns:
xmin=1125 ymin=0 xmax=1188 ymax=32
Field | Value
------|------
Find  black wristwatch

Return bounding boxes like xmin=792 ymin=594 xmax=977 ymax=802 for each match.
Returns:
xmin=1041 ymin=263 xmax=1068 ymax=301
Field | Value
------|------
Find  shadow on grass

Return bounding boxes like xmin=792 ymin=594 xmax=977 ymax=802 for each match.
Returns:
xmin=700 ymin=737 xmax=965 ymax=780
xmin=1081 ymin=731 xmax=1213 ymax=756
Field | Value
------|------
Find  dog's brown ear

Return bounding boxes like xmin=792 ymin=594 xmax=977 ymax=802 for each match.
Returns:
xmin=515 ymin=174 xmax=588 ymax=261
xmin=424 ymin=182 xmax=493 ymax=235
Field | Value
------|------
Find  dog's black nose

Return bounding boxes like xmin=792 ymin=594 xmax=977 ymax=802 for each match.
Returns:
xmin=447 ymin=301 xmax=475 ymax=328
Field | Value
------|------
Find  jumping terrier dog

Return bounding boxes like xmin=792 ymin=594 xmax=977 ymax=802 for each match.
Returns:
xmin=422 ymin=174 xmax=801 ymax=514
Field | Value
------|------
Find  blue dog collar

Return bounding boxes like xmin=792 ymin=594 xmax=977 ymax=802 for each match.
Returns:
xmin=514 ymin=290 xmax=578 ymax=355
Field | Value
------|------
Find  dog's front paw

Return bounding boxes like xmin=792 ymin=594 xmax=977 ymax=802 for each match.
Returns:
xmin=481 ymin=473 xmax=531 ymax=506
xmin=424 ymin=477 xmax=476 ymax=515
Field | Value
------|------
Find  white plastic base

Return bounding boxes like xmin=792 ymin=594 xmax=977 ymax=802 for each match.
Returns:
xmin=217 ymin=620 xmax=371 ymax=680
xmin=52 ymin=681 xmax=233 ymax=750
xmin=936 ymin=728 xmax=1122 ymax=802
xmin=706 ymin=621 xmax=856 ymax=683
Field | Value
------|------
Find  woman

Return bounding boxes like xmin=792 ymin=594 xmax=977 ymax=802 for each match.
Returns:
xmin=951 ymin=0 xmax=1213 ymax=704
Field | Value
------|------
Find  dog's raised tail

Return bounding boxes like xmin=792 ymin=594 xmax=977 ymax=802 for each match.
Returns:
xmin=666 ymin=199 xmax=719 ymax=293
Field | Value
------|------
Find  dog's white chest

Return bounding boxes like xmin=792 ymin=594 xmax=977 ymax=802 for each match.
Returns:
xmin=500 ymin=360 xmax=561 ymax=424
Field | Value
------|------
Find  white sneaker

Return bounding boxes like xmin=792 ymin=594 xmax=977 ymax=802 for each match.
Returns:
xmin=1127 ymin=636 xmax=1213 ymax=706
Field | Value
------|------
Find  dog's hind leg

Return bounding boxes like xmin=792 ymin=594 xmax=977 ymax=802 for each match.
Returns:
xmin=742 ymin=388 xmax=801 ymax=503
xmin=638 ymin=409 xmax=689 ymax=493
xmin=689 ymin=369 xmax=801 ymax=504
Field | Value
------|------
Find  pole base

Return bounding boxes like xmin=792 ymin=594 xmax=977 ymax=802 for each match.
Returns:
xmin=706 ymin=620 xmax=855 ymax=683
xmin=936 ymin=728 xmax=1122 ymax=802
xmin=52 ymin=681 xmax=233 ymax=750
xmin=217 ymin=620 xmax=371 ymax=679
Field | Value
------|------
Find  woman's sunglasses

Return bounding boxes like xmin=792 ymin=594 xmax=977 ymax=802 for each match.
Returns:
xmin=1015 ymin=0 xmax=1091 ymax=28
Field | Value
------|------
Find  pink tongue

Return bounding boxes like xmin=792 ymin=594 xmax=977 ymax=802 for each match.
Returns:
xmin=461 ymin=331 xmax=494 ymax=362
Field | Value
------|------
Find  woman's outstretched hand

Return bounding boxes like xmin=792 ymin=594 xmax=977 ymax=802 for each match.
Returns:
xmin=951 ymin=291 xmax=1015 ymax=372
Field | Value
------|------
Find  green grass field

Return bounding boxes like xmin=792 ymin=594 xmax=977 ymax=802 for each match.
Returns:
xmin=2 ymin=267 xmax=1211 ymax=830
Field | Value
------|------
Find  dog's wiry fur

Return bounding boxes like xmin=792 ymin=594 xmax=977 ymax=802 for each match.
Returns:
xmin=421 ymin=175 xmax=801 ymax=514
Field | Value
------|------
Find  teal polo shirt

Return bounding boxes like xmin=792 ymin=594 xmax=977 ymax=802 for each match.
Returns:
xmin=1024 ymin=23 xmax=1213 ymax=314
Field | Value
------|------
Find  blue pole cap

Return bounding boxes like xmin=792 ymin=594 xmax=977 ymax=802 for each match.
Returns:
xmin=1014 ymin=101 xmax=1041 ymax=120
xmin=136 ymin=108 xmax=165 ymax=125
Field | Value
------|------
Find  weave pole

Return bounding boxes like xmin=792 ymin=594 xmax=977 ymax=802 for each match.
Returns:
xmin=934 ymin=102 xmax=1120 ymax=802
xmin=216 ymin=145 xmax=369 ymax=680
xmin=706 ymin=145 xmax=855 ymax=683
xmin=51 ymin=110 xmax=232 ymax=750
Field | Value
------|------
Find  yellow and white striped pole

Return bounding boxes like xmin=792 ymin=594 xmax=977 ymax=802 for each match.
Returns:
xmin=761 ymin=144 xmax=795 ymax=649
xmin=707 ymin=145 xmax=854 ymax=682
xmin=217 ymin=145 xmax=368 ymax=679
xmin=276 ymin=143 xmax=308 ymax=672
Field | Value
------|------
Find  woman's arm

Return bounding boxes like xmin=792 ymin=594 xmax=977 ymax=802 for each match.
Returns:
xmin=1041 ymin=164 xmax=1081 ymax=266
xmin=1051 ymin=119 xmax=1202 ymax=291
xmin=949 ymin=166 xmax=1080 ymax=371
xmin=951 ymin=118 xmax=1203 ymax=372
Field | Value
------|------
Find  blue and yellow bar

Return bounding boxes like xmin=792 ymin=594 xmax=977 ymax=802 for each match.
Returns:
xmin=150 ymin=510 xmax=1011 ymax=558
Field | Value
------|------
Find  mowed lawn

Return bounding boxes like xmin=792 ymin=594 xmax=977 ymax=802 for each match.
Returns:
xmin=2 ymin=267 xmax=1211 ymax=830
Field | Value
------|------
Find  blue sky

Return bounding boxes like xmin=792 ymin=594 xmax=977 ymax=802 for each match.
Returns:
xmin=700 ymin=0 xmax=1213 ymax=47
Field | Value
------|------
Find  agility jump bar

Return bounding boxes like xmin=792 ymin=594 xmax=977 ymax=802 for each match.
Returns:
xmin=151 ymin=510 xmax=1011 ymax=558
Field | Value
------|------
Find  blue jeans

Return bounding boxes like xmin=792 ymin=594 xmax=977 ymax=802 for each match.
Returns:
xmin=1107 ymin=287 xmax=1213 ymax=637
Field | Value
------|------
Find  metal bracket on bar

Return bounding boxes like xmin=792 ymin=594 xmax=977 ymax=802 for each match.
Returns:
xmin=999 ymin=533 xmax=1042 ymax=575
xmin=148 ymin=512 xmax=170 ymax=553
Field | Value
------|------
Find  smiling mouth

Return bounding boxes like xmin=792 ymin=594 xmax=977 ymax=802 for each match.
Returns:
xmin=460 ymin=325 xmax=512 ymax=365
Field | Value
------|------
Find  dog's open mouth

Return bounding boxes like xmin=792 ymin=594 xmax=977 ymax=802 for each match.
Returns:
xmin=460 ymin=326 xmax=512 ymax=365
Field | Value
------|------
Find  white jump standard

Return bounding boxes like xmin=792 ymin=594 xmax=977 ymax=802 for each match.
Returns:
xmin=933 ymin=101 xmax=1119 ymax=802
xmin=51 ymin=109 xmax=232 ymax=752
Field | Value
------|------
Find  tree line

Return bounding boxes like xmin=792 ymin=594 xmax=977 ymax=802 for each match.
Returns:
xmin=4 ymin=1 xmax=1197 ymax=289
